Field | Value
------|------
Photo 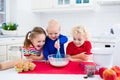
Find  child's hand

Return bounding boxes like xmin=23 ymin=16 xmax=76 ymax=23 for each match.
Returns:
xmin=54 ymin=39 xmax=60 ymax=49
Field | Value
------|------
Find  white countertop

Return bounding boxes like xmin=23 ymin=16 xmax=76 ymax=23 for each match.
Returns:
xmin=0 ymin=36 xmax=24 ymax=45
xmin=0 ymin=35 xmax=117 ymax=45
xmin=0 ymin=68 xmax=102 ymax=80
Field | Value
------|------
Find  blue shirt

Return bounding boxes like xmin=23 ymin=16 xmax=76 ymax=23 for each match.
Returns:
xmin=43 ymin=34 xmax=68 ymax=60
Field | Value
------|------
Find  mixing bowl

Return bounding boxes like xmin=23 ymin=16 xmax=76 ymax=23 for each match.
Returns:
xmin=48 ymin=54 xmax=69 ymax=67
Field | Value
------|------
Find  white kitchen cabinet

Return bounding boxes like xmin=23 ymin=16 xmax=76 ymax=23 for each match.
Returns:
xmin=91 ymin=42 xmax=115 ymax=48
xmin=0 ymin=43 xmax=23 ymax=62
xmin=90 ymin=37 xmax=116 ymax=48
xmin=7 ymin=43 xmax=23 ymax=61
xmin=32 ymin=0 xmax=96 ymax=13
xmin=0 ymin=37 xmax=24 ymax=61
xmin=32 ymin=0 xmax=52 ymax=10
xmin=53 ymin=0 xmax=94 ymax=7
xmin=0 ymin=45 xmax=7 ymax=62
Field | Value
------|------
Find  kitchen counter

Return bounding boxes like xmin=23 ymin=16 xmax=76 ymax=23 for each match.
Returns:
xmin=90 ymin=36 xmax=116 ymax=43
xmin=0 ymin=35 xmax=24 ymax=45
xmin=0 ymin=68 xmax=101 ymax=80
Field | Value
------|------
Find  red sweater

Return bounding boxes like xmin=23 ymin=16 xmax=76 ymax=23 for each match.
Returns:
xmin=66 ymin=41 xmax=92 ymax=55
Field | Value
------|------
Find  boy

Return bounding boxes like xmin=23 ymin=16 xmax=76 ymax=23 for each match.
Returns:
xmin=43 ymin=19 xmax=68 ymax=60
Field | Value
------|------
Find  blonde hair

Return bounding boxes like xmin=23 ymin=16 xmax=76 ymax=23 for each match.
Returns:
xmin=24 ymin=27 xmax=46 ymax=49
xmin=47 ymin=19 xmax=61 ymax=31
xmin=72 ymin=25 xmax=89 ymax=40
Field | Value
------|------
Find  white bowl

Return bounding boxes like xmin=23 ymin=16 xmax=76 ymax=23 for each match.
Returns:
xmin=48 ymin=54 xmax=69 ymax=67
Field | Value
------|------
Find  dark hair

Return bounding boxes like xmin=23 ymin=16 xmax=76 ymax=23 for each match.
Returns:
xmin=24 ymin=27 xmax=46 ymax=49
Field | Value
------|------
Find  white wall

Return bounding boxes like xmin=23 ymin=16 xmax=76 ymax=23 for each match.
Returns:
xmin=9 ymin=0 xmax=41 ymax=35
xmin=9 ymin=0 xmax=120 ymax=36
xmin=39 ymin=5 xmax=120 ymax=38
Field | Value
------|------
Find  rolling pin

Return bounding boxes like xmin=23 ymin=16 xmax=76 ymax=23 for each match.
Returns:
xmin=0 ymin=59 xmax=29 ymax=70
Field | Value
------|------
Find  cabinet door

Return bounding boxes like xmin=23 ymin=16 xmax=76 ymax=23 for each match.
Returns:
xmin=32 ymin=0 xmax=52 ymax=10
xmin=7 ymin=44 xmax=23 ymax=61
xmin=0 ymin=45 xmax=7 ymax=62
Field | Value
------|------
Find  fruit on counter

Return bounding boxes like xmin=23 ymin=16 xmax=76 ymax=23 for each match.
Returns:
xmin=103 ymin=69 xmax=117 ymax=80
xmin=111 ymin=66 xmax=120 ymax=77
xmin=14 ymin=62 xmax=23 ymax=72
xmin=29 ymin=62 xmax=36 ymax=70
xmin=23 ymin=62 xmax=29 ymax=71
xmin=116 ymin=77 xmax=120 ymax=80
xmin=14 ymin=61 xmax=36 ymax=72
xmin=99 ymin=67 xmax=107 ymax=78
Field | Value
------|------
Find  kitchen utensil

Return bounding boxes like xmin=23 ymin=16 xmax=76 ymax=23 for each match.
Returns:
xmin=55 ymin=39 xmax=62 ymax=58
xmin=85 ymin=65 xmax=96 ymax=77
xmin=56 ymin=49 xmax=62 ymax=58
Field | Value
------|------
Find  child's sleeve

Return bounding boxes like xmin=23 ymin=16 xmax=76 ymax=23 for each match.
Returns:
xmin=21 ymin=47 xmax=28 ymax=56
xmin=43 ymin=44 xmax=49 ymax=60
xmin=59 ymin=35 xmax=68 ymax=44
xmin=85 ymin=41 xmax=92 ymax=55
xmin=66 ymin=42 xmax=73 ymax=55
xmin=21 ymin=47 xmax=31 ymax=56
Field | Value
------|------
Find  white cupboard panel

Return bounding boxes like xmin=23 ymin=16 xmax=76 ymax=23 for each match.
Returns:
xmin=32 ymin=0 xmax=52 ymax=10
xmin=0 ymin=45 xmax=6 ymax=62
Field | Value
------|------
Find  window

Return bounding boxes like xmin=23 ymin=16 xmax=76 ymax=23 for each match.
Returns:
xmin=58 ymin=0 xmax=70 ymax=5
xmin=0 ymin=0 xmax=5 ymax=27
xmin=76 ymin=0 xmax=82 ymax=4
xmin=83 ymin=0 xmax=89 ymax=3
xmin=76 ymin=0 xmax=89 ymax=4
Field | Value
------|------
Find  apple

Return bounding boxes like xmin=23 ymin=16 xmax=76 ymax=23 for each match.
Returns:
xmin=99 ymin=67 xmax=107 ymax=78
xmin=111 ymin=66 xmax=120 ymax=77
xmin=116 ymin=77 xmax=120 ymax=80
xmin=103 ymin=69 xmax=117 ymax=80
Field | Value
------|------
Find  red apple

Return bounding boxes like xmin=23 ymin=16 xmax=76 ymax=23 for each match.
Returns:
xmin=111 ymin=66 xmax=120 ymax=77
xmin=116 ymin=77 xmax=120 ymax=80
xmin=99 ymin=67 xmax=107 ymax=78
xmin=103 ymin=69 xmax=117 ymax=80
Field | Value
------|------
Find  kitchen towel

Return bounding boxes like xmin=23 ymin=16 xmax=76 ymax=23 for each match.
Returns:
xmin=19 ymin=61 xmax=98 ymax=74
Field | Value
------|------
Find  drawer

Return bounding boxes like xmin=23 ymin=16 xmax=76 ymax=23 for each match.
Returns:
xmin=91 ymin=42 xmax=115 ymax=48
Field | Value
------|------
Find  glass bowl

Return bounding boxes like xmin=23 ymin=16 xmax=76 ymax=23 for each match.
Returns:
xmin=48 ymin=54 xmax=69 ymax=67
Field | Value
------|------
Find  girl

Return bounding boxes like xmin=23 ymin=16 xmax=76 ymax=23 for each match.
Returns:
xmin=66 ymin=25 xmax=92 ymax=62
xmin=22 ymin=27 xmax=46 ymax=60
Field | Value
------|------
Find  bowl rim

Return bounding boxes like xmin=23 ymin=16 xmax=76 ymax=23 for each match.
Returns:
xmin=48 ymin=54 xmax=69 ymax=59
xmin=48 ymin=54 xmax=69 ymax=67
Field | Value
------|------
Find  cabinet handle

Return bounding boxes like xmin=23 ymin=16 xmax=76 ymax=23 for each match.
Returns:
xmin=105 ymin=45 xmax=110 ymax=48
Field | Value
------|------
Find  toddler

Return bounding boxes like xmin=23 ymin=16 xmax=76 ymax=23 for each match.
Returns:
xmin=22 ymin=27 xmax=46 ymax=60
xmin=66 ymin=25 xmax=92 ymax=61
xmin=43 ymin=19 xmax=68 ymax=60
